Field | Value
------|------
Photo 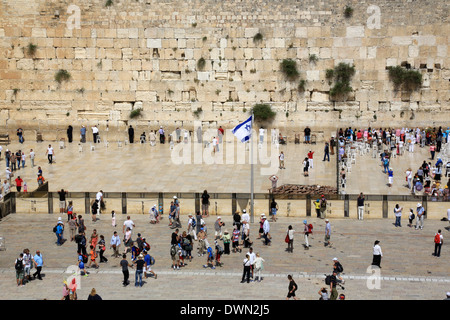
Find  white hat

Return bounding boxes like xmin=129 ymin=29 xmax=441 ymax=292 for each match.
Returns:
xmin=417 ymin=203 xmax=422 ymax=207
xmin=58 ymin=217 xmax=62 ymax=221
xmin=173 ymin=196 xmax=177 ymax=199
xmin=332 ymin=257 xmax=338 ymax=261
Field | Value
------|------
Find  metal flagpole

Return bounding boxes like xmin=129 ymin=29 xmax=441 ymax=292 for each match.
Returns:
xmin=250 ymin=112 xmax=254 ymax=223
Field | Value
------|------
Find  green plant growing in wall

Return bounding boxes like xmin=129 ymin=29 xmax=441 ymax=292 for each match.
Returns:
xmin=105 ymin=0 xmax=113 ymax=7
xmin=327 ymin=62 xmax=355 ymax=101
xmin=308 ymin=54 xmax=318 ymax=64
xmin=387 ymin=65 xmax=422 ymax=91
xmin=26 ymin=43 xmax=37 ymax=57
xmin=280 ymin=59 xmax=299 ymax=81
xmin=298 ymin=79 xmax=306 ymax=92
xmin=344 ymin=5 xmax=354 ymax=18
xmin=251 ymin=103 xmax=276 ymax=123
xmin=253 ymin=32 xmax=263 ymax=44
xmin=55 ymin=69 xmax=71 ymax=84
xmin=193 ymin=107 xmax=203 ymax=118
xmin=129 ymin=108 xmax=142 ymax=119
xmin=325 ymin=69 xmax=334 ymax=84
xmin=197 ymin=57 xmax=206 ymax=70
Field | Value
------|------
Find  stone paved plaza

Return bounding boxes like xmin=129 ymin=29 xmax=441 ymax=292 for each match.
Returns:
xmin=0 ymin=212 xmax=449 ymax=301
xmin=1 ymin=136 xmax=450 ymax=301
xmin=1 ymin=134 xmax=442 ymax=195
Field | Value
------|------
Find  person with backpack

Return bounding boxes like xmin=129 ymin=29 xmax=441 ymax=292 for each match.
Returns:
xmin=383 ymin=156 xmax=390 ymax=174
xmin=55 ymin=222 xmax=64 ymax=246
xmin=328 ymin=271 xmax=339 ymax=300
xmin=143 ymin=250 xmax=157 ymax=279
xmin=434 ymin=230 xmax=443 ymax=257
xmin=187 ymin=214 xmax=197 ymax=241
xmin=332 ymin=257 xmax=345 ymax=284
xmin=214 ymin=240 xmax=224 ymax=267
xmin=171 ymin=243 xmax=181 ymax=270
xmin=15 ymin=253 xmax=25 ymax=287
xmin=302 ymin=157 xmax=309 ymax=176
xmin=78 ymin=255 xmax=88 ymax=277
xmin=75 ymin=231 xmax=87 ymax=256
xmin=303 ymin=220 xmax=312 ymax=250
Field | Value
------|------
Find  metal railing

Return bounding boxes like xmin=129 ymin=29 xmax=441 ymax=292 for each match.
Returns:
xmin=4 ymin=189 xmax=449 ymax=221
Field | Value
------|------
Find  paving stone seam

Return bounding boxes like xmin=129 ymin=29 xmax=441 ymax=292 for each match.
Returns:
xmin=1 ymin=268 xmax=449 ymax=283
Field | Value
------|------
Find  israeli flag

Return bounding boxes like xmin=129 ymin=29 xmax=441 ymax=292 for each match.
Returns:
xmin=231 ymin=115 xmax=253 ymax=143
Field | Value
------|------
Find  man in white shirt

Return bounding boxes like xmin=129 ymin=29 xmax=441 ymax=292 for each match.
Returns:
xmin=96 ymin=190 xmax=104 ymax=213
xmin=187 ymin=214 xmax=197 ymax=240
xmin=262 ymin=215 xmax=271 ymax=246
xmin=247 ymin=247 xmax=257 ymax=279
xmin=92 ymin=125 xmax=99 ymax=143
xmin=29 ymin=149 xmax=35 ymax=168
xmin=2 ymin=179 xmax=10 ymax=196
xmin=212 ymin=137 xmax=218 ymax=153
xmin=5 ymin=167 xmax=12 ymax=185
xmin=279 ymin=152 xmax=285 ymax=169
xmin=45 ymin=144 xmax=54 ymax=164
xmin=123 ymin=216 xmax=135 ymax=235
xmin=241 ymin=209 xmax=250 ymax=225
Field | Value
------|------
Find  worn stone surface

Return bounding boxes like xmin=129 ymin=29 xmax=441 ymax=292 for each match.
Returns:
xmin=0 ymin=0 xmax=448 ymax=139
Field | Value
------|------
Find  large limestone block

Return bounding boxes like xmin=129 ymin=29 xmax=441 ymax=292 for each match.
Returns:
xmin=147 ymin=39 xmax=162 ymax=48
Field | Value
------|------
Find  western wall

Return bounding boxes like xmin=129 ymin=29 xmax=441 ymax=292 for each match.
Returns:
xmin=0 ymin=0 xmax=448 ymax=142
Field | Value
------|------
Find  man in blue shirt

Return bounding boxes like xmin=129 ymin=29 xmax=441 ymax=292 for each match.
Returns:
xmin=32 ymin=250 xmax=43 ymax=280
xmin=143 ymin=250 xmax=157 ymax=280
xmin=56 ymin=224 xmax=63 ymax=246
xmin=80 ymin=125 xmax=86 ymax=143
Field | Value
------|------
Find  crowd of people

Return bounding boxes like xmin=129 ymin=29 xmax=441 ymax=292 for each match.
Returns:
xmin=336 ymin=126 xmax=450 ymax=197
xmin=3 ymin=124 xmax=450 ymax=301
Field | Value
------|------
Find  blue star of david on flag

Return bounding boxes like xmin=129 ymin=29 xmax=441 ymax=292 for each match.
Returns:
xmin=231 ymin=115 xmax=253 ymax=143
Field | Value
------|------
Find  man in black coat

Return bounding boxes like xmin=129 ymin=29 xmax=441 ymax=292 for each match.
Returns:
xmin=128 ymin=125 xmax=134 ymax=143
xmin=67 ymin=125 xmax=73 ymax=143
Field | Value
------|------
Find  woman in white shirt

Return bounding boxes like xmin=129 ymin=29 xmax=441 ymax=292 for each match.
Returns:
xmin=371 ymin=240 xmax=383 ymax=268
